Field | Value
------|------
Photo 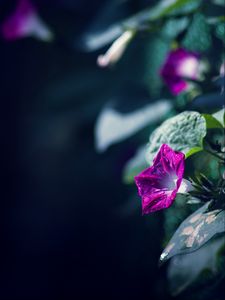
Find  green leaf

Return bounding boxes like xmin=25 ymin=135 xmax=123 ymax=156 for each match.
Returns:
xmin=146 ymin=111 xmax=207 ymax=164
xmin=185 ymin=147 xmax=203 ymax=158
xmin=144 ymin=37 xmax=170 ymax=96
xmin=182 ymin=13 xmax=211 ymax=51
xmin=213 ymin=108 xmax=225 ymax=127
xmin=95 ymin=101 xmax=172 ymax=152
xmin=162 ymin=17 xmax=189 ymax=39
xmin=160 ymin=202 xmax=225 ymax=263
xmin=164 ymin=193 xmax=196 ymax=241
xmin=144 ymin=0 xmax=201 ymax=20
xmin=215 ymin=22 xmax=225 ymax=44
xmin=123 ymin=0 xmax=201 ymax=29
xmin=168 ymin=237 xmax=225 ymax=296
xmin=207 ymin=15 xmax=225 ymax=25
xmin=213 ymin=0 xmax=225 ymax=7
xmin=203 ymin=114 xmax=224 ymax=129
xmin=83 ymin=0 xmax=201 ymax=50
xmin=123 ymin=146 xmax=148 ymax=184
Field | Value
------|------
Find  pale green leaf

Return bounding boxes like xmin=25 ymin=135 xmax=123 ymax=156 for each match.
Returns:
xmin=160 ymin=202 xmax=225 ymax=263
xmin=146 ymin=111 xmax=207 ymax=164
xmin=213 ymin=108 xmax=225 ymax=127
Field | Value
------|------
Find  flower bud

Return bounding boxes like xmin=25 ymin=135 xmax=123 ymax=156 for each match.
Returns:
xmin=97 ymin=30 xmax=134 ymax=67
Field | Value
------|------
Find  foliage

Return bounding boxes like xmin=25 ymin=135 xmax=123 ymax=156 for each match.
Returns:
xmin=92 ymin=0 xmax=225 ymax=298
xmin=1 ymin=0 xmax=224 ymax=299
xmin=145 ymin=111 xmax=207 ymax=164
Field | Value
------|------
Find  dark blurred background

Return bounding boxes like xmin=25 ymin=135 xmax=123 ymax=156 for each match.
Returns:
xmin=0 ymin=1 xmax=170 ymax=299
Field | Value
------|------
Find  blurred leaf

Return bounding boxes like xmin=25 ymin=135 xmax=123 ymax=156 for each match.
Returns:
xmin=123 ymin=146 xmax=148 ymax=184
xmin=207 ymin=15 xmax=225 ymax=25
xmin=203 ymin=114 xmax=224 ymax=129
xmin=82 ymin=0 xmax=201 ymax=51
xmin=95 ymin=100 xmax=172 ymax=152
xmin=160 ymin=202 xmax=225 ymax=263
xmin=214 ymin=75 xmax=225 ymax=88
xmin=122 ymin=0 xmax=201 ymax=29
xmin=82 ymin=25 xmax=123 ymax=52
xmin=162 ymin=17 xmax=189 ymax=39
xmin=144 ymin=37 xmax=170 ymax=96
xmin=213 ymin=0 xmax=225 ymax=6
xmin=146 ymin=111 xmax=206 ymax=164
xmin=191 ymin=92 xmax=225 ymax=110
xmin=134 ymin=0 xmax=201 ymax=21
xmin=215 ymin=22 xmax=225 ymax=44
xmin=168 ymin=236 xmax=225 ymax=296
xmin=80 ymin=0 xmax=126 ymax=51
xmin=182 ymin=13 xmax=211 ymax=51
xmin=213 ymin=108 xmax=225 ymax=127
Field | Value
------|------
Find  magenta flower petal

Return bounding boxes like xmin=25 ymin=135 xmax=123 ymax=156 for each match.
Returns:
xmin=162 ymin=77 xmax=188 ymax=96
xmin=2 ymin=0 xmax=53 ymax=41
xmin=134 ymin=144 xmax=185 ymax=215
xmin=160 ymin=48 xmax=200 ymax=95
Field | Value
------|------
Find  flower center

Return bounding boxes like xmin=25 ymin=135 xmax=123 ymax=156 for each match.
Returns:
xmin=159 ymin=173 xmax=178 ymax=192
xmin=167 ymin=175 xmax=178 ymax=191
xmin=177 ymin=57 xmax=199 ymax=79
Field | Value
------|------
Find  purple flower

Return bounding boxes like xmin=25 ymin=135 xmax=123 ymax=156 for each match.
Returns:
xmin=134 ymin=144 xmax=185 ymax=215
xmin=2 ymin=0 xmax=53 ymax=42
xmin=160 ymin=48 xmax=200 ymax=95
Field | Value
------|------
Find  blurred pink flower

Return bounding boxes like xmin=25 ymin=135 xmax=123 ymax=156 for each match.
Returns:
xmin=135 ymin=144 xmax=185 ymax=215
xmin=2 ymin=0 xmax=53 ymax=41
xmin=160 ymin=48 xmax=200 ymax=95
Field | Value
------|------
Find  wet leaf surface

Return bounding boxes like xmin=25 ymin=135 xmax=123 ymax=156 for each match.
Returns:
xmin=160 ymin=202 xmax=225 ymax=263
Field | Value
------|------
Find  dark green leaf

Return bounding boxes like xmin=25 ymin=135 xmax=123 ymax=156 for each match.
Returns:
xmin=161 ymin=17 xmax=189 ymax=39
xmin=213 ymin=0 xmax=225 ymax=7
xmin=168 ymin=237 xmax=225 ymax=296
xmin=123 ymin=146 xmax=148 ymax=184
xmin=160 ymin=202 xmax=225 ymax=263
xmin=122 ymin=0 xmax=201 ymax=29
xmin=164 ymin=193 xmax=197 ymax=240
xmin=182 ymin=13 xmax=211 ymax=51
xmin=144 ymin=37 xmax=170 ymax=96
xmin=82 ymin=0 xmax=201 ymax=50
xmin=215 ymin=22 xmax=225 ymax=44
xmin=192 ymin=92 xmax=225 ymax=110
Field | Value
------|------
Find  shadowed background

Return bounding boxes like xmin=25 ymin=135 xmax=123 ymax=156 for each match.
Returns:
xmin=0 ymin=1 xmax=168 ymax=299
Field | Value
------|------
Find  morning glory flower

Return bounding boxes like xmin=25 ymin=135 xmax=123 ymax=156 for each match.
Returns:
xmin=2 ymin=0 xmax=53 ymax=42
xmin=97 ymin=30 xmax=134 ymax=67
xmin=134 ymin=144 xmax=185 ymax=215
xmin=160 ymin=48 xmax=200 ymax=95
